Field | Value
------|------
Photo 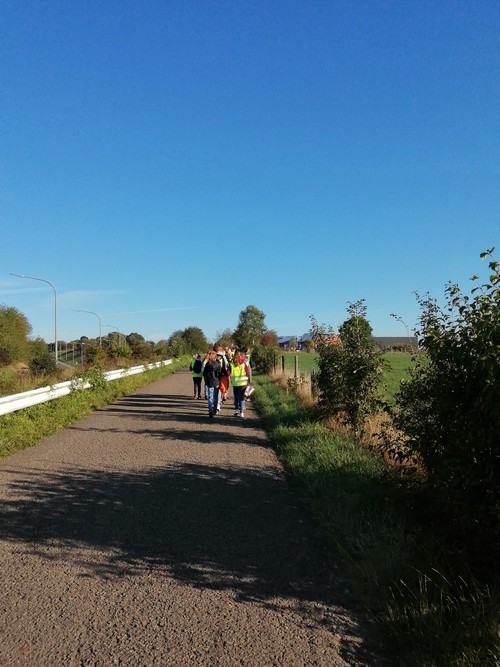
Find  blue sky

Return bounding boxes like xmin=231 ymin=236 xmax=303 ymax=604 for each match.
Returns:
xmin=1 ymin=0 xmax=498 ymax=345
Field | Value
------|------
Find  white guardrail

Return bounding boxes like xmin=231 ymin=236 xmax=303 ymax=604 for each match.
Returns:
xmin=0 ymin=360 xmax=173 ymax=417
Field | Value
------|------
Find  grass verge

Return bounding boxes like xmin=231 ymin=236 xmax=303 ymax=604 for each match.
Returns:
xmin=252 ymin=374 xmax=500 ymax=667
xmin=0 ymin=358 xmax=187 ymax=459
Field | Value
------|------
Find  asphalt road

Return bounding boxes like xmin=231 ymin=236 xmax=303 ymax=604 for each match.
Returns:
xmin=0 ymin=370 xmax=380 ymax=666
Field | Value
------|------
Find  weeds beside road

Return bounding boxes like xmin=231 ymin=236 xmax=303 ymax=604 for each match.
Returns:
xmin=252 ymin=374 xmax=500 ymax=667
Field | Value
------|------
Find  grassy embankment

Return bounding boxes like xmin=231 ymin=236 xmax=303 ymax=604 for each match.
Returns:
xmin=253 ymin=353 xmax=499 ymax=666
xmin=0 ymin=358 xmax=188 ymax=460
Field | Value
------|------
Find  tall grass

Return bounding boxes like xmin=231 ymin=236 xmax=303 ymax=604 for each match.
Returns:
xmin=252 ymin=374 xmax=500 ymax=666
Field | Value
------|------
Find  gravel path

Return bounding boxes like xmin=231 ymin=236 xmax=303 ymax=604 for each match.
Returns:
xmin=0 ymin=370 xmax=380 ymax=666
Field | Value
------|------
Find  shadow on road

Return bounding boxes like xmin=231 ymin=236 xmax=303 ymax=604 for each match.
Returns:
xmin=0 ymin=377 xmax=377 ymax=665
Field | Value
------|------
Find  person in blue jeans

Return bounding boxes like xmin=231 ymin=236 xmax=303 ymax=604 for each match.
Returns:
xmin=202 ymin=350 xmax=222 ymax=418
xmin=230 ymin=350 xmax=250 ymax=418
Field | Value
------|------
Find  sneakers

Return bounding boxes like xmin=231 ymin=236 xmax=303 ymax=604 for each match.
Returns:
xmin=209 ymin=413 xmax=214 ymax=418
xmin=240 ymin=411 xmax=245 ymax=418
xmin=233 ymin=410 xmax=240 ymax=417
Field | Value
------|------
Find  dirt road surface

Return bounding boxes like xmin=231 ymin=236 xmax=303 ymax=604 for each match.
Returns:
xmin=0 ymin=370 xmax=381 ymax=666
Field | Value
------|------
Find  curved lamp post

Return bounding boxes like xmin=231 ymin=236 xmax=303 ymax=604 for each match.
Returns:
xmin=73 ymin=309 xmax=102 ymax=346
xmin=104 ymin=324 xmax=125 ymax=347
xmin=10 ymin=272 xmax=58 ymax=362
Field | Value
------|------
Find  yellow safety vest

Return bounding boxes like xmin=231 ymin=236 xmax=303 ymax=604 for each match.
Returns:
xmin=190 ymin=360 xmax=203 ymax=378
xmin=230 ymin=362 xmax=248 ymax=387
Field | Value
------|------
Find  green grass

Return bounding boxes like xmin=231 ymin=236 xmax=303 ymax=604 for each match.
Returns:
xmin=252 ymin=373 xmax=500 ymax=666
xmin=0 ymin=358 xmax=188 ymax=459
xmin=380 ymin=352 xmax=415 ymax=404
xmin=278 ymin=350 xmax=416 ymax=404
xmin=279 ymin=351 xmax=318 ymax=374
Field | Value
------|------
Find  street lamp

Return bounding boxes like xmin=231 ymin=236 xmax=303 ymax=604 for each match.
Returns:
xmin=104 ymin=324 xmax=125 ymax=347
xmin=73 ymin=309 xmax=102 ymax=345
xmin=10 ymin=272 xmax=58 ymax=362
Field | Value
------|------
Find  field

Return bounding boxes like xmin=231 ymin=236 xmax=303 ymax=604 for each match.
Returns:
xmin=277 ymin=351 xmax=414 ymax=403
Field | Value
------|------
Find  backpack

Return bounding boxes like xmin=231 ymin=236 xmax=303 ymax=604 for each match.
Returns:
xmin=218 ymin=355 xmax=230 ymax=377
xmin=193 ymin=359 xmax=202 ymax=374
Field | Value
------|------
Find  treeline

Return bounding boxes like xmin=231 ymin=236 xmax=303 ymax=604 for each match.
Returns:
xmin=0 ymin=304 xmax=280 ymax=376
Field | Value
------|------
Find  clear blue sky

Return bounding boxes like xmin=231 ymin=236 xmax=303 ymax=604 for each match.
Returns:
xmin=1 ymin=0 xmax=498 ymax=345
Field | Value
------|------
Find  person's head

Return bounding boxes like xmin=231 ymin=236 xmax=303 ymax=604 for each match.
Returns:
xmin=233 ymin=351 xmax=242 ymax=364
xmin=207 ymin=350 xmax=217 ymax=362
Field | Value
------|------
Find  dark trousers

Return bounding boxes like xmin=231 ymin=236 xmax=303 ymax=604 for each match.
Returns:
xmin=193 ymin=377 xmax=202 ymax=397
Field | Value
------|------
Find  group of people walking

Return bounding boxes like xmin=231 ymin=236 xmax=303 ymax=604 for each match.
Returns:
xmin=189 ymin=346 xmax=253 ymax=419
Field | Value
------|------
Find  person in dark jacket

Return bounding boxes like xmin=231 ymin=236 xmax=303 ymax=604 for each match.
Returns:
xmin=202 ymin=350 xmax=222 ymax=418
xmin=189 ymin=353 xmax=203 ymax=399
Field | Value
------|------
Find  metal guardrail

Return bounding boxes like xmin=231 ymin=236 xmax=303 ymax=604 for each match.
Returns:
xmin=0 ymin=359 xmax=173 ymax=417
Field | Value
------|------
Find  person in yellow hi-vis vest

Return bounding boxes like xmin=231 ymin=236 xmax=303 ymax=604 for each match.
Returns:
xmin=230 ymin=350 xmax=250 ymax=418
xmin=189 ymin=353 xmax=203 ymax=399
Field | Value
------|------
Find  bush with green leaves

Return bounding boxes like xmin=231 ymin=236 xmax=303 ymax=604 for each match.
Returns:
xmin=251 ymin=344 xmax=277 ymax=374
xmin=0 ymin=305 xmax=32 ymax=362
xmin=311 ymin=300 xmax=384 ymax=434
xmin=29 ymin=350 xmax=57 ymax=376
xmin=394 ymin=248 xmax=500 ymax=532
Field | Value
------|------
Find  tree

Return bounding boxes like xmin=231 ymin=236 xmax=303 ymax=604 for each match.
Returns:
xmin=215 ymin=328 xmax=234 ymax=348
xmin=233 ymin=305 xmax=267 ymax=348
xmin=104 ymin=333 xmax=131 ymax=359
xmin=181 ymin=326 xmax=208 ymax=354
xmin=166 ymin=327 xmax=208 ymax=357
xmin=311 ymin=300 xmax=383 ymax=434
xmin=0 ymin=304 xmax=33 ymax=363
xmin=154 ymin=339 xmax=170 ymax=358
xmin=126 ymin=332 xmax=145 ymax=345
xmin=167 ymin=330 xmax=186 ymax=357
xmin=260 ymin=330 xmax=279 ymax=347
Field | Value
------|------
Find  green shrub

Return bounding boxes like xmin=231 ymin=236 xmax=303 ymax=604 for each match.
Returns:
xmin=29 ymin=350 xmax=57 ymax=375
xmin=251 ymin=344 xmax=277 ymax=374
xmin=395 ymin=248 xmax=500 ymax=538
xmin=311 ymin=300 xmax=384 ymax=433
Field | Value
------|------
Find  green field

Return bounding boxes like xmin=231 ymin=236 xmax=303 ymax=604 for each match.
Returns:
xmin=278 ymin=351 xmax=318 ymax=374
xmin=380 ymin=352 xmax=414 ymax=403
xmin=278 ymin=350 xmax=415 ymax=403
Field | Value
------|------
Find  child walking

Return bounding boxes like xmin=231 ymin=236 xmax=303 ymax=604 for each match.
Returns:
xmin=202 ymin=350 xmax=221 ymax=418
xmin=230 ymin=350 xmax=249 ymax=417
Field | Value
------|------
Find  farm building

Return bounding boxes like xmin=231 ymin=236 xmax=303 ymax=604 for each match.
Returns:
xmin=278 ymin=336 xmax=296 ymax=349
xmin=278 ymin=333 xmax=314 ymax=350
xmin=278 ymin=334 xmax=416 ymax=352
